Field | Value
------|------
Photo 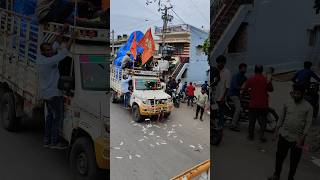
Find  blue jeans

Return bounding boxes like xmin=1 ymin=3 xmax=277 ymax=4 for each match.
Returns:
xmin=217 ymin=101 xmax=225 ymax=127
xmin=124 ymin=92 xmax=131 ymax=108
xmin=44 ymin=96 xmax=63 ymax=145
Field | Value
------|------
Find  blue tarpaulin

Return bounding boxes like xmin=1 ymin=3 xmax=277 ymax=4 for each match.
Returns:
xmin=114 ymin=31 xmax=144 ymax=66
xmin=13 ymin=0 xmax=37 ymax=16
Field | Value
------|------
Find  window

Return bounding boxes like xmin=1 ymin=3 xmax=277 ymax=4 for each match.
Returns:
xmin=228 ymin=23 xmax=248 ymax=53
xmin=135 ymin=79 xmax=159 ymax=90
xmin=80 ymin=55 xmax=108 ymax=91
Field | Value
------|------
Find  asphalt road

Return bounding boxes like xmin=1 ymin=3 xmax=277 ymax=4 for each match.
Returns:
xmin=110 ymin=102 xmax=210 ymax=180
xmin=211 ymin=81 xmax=320 ymax=180
xmin=0 ymin=117 xmax=72 ymax=180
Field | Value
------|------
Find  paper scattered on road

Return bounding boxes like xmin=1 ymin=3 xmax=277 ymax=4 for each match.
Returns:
xmin=156 ymin=136 xmax=161 ymax=138
xmin=197 ymin=127 xmax=203 ymax=130
xmin=115 ymin=157 xmax=123 ymax=159
xmin=190 ymin=145 xmax=196 ymax=149
xmin=178 ymin=124 xmax=182 ymax=127
xmin=113 ymin=147 xmax=121 ymax=150
xmin=135 ymin=154 xmax=141 ymax=158
xmin=149 ymin=131 xmax=155 ymax=136
xmin=129 ymin=155 xmax=132 ymax=160
xmin=150 ymin=144 xmax=155 ymax=148
xmin=138 ymin=139 xmax=145 ymax=142
xmin=133 ymin=123 xmax=138 ymax=126
xmin=198 ymin=144 xmax=203 ymax=150
xmin=143 ymin=136 xmax=149 ymax=139
xmin=120 ymin=141 xmax=124 ymax=146
xmin=156 ymin=142 xmax=160 ymax=146
xmin=173 ymin=135 xmax=177 ymax=138
xmin=161 ymin=142 xmax=167 ymax=145
xmin=179 ymin=140 xmax=184 ymax=144
xmin=172 ymin=124 xmax=177 ymax=127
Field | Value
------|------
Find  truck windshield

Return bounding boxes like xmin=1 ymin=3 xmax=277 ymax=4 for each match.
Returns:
xmin=80 ymin=55 xmax=109 ymax=91
xmin=135 ymin=79 xmax=160 ymax=90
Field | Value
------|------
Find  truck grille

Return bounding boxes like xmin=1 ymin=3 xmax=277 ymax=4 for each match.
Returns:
xmin=149 ymin=99 xmax=166 ymax=105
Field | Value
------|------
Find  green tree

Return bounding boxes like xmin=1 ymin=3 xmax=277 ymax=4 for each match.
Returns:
xmin=203 ymin=37 xmax=210 ymax=56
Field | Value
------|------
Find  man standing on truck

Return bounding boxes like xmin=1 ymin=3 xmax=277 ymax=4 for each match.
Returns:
xmin=121 ymin=74 xmax=132 ymax=109
xmin=121 ymin=51 xmax=132 ymax=69
xmin=37 ymin=32 xmax=75 ymax=149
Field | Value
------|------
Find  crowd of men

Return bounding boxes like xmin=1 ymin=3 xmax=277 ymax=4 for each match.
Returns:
xmin=212 ymin=55 xmax=320 ymax=180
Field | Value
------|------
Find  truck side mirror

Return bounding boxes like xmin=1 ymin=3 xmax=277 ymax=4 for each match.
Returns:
xmin=58 ymin=76 xmax=75 ymax=97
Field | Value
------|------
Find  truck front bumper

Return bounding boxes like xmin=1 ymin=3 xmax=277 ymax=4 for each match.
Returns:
xmin=140 ymin=104 xmax=173 ymax=116
xmin=94 ymin=136 xmax=109 ymax=170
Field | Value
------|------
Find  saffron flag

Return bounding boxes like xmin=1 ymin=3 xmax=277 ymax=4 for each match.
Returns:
xmin=138 ymin=28 xmax=155 ymax=65
xmin=130 ymin=32 xmax=137 ymax=60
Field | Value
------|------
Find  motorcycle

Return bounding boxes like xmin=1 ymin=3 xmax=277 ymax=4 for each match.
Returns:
xmin=305 ymin=82 xmax=319 ymax=118
xmin=172 ymin=89 xmax=181 ymax=108
xmin=224 ymin=91 xmax=279 ymax=132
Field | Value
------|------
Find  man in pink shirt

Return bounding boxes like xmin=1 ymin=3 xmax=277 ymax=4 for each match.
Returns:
xmin=244 ymin=65 xmax=273 ymax=142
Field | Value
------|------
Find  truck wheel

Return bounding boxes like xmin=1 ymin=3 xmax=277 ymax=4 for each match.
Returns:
xmin=70 ymin=137 xmax=100 ymax=180
xmin=132 ymin=105 xmax=142 ymax=122
xmin=111 ymin=91 xmax=117 ymax=103
xmin=0 ymin=92 xmax=20 ymax=131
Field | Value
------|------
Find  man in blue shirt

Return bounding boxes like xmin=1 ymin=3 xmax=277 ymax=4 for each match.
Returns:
xmin=292 ymin=61 xmax=320 ymax=89
xmin=201 ymin=81 xmax=209 ymax=95
xmin=37 ymin=31 xmax=75 ymax=149
xmin=228 ymin=63 xmax=247 ymax=132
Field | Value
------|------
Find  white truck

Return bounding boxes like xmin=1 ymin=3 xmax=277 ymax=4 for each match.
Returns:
xmin=110 ymin=66 xmax=173 ymax=122
xmin=0 ymin=8 xmax=109 ymax=179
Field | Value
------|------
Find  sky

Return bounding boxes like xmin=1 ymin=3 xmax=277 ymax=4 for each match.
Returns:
xmin=110 ymin=0 xmax=210 ymax=37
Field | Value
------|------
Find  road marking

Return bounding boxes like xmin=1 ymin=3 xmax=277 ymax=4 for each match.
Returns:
xmin=311 ymin=157 xmax=320 ymax=168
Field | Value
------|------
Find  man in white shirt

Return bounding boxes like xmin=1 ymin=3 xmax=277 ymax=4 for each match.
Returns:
xmin=214 ymin=55 xmax=231 ymax=127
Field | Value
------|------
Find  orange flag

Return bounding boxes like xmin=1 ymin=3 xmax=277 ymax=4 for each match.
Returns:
xmin=138 ymin=28 xmax=155 ymax=65
xmin=130 ymin=32 xmax=137 ymax=60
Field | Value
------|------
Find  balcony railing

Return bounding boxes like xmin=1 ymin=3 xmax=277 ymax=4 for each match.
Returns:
xmin=155 ymin=24 xmax=191 ymax=35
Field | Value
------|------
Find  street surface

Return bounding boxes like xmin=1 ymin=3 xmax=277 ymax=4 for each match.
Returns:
xmin=110 ymin=102 xmax=210 ymax=180
xmin=0 ymin=118 xmax=72 ymax=180
xmin=212 ymin=80 xmax=320 ymax=180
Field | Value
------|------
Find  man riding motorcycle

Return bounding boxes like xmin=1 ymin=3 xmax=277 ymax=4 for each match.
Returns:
xmin=292 ymin=61 xmax=320 ymax=117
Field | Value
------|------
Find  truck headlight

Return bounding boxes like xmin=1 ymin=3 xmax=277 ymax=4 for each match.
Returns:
xmin=142 ymin=99 xmax=151 ymax=105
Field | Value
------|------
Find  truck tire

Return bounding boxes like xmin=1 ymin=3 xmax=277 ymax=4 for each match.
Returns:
xmin=70 ymin=137 xmax=100 ymax=180
xmin=132 ymin=105 xmax=142 ymax=122
xmin=0 ymin=92 xmax=20 ymax=131
xmin=111 ymin=91 xmax=117 ymax=103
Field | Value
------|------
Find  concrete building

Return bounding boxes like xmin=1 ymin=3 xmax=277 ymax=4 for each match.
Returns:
xmin=155 ymin=24 xmax=209 ymax=83
xmin=111 ymin=34 xmax=128 ymax=57
xmin=210 ymin=0 xmax=320 ymax=73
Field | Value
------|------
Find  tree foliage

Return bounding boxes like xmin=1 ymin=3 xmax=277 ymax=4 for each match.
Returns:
xmin=203 ymin=37 xmax=210 ymax=56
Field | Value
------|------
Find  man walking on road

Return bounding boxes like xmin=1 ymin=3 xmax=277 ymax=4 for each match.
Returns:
xmin=228 ymin=63 xmax=247 ymax=132
xmin=268 ymin=84 xmax=313 ymax=180
xmin=214 ymin=55 xmax=231 ymax=128
xmin=37 ymin=31 xmax=75 ymax=149
xmin=194 ymin=88 xmax=208 ymax=121
xmin=244 ymin=65 xmax=273 ymax=142
xmin=186 ymin=82 xmax=196 ymax=106
xmin=121 ymin=74 xmax=132 ymax=109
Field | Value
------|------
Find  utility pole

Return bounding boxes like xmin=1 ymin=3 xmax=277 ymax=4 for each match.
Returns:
xmin=111 ymin=29 xmax=115 ymax=57
xmin=146 ymin=0 xmax=173 ymax=57
xmin=160 ymin=5 xmax=173 ymax=57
